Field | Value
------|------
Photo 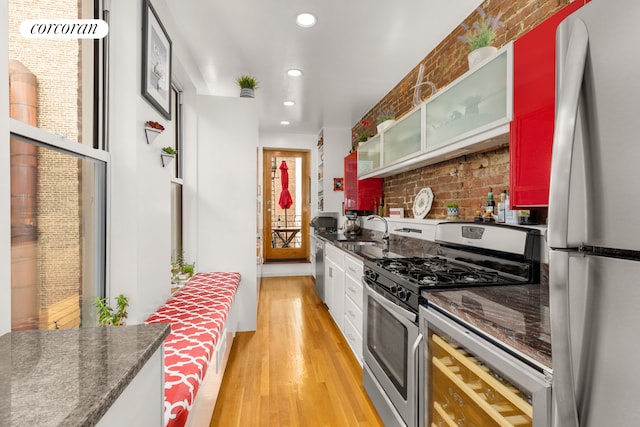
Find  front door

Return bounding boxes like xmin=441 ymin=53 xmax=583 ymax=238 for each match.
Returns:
xmin=263 ymin=149 xmax=310 ymax=262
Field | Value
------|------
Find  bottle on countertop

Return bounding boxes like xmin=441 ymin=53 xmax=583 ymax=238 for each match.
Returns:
xmin=497 ymin=190 xmax=507 ymax=223
xmin=378 ymin=196 xmax=385 ymax=217
xmin=505 ymin=191 xmax=518 ymax=225
xmin=484 ymin=188 xmax=496 ymax=221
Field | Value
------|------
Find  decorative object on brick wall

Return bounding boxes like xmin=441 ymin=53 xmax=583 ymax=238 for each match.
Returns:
xmin=144 ymin=120 xmax=164 ymax=144
xmin=412 ymin=63 xmax=438 ymax=107
xmin=142 ymin=0 xmax=172 ymax=119
xmin=389 ymin=207 xmax=404 ymax=218
xmin=413 ymin=187 xmax=434 ymax=219
xmin=457 ymin=7 xmax=505 ymax=70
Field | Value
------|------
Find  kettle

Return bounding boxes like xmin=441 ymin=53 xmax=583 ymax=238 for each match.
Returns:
xmin=344 ymin=213 xmax=361 ymax=235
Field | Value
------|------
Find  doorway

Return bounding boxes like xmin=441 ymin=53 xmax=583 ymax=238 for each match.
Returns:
xmin=263 ymin=149 xmax=310 ymax=262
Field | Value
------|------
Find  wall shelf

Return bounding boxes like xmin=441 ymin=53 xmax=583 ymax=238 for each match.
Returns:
xmin=144 ymin=120 xmax=165 ymax=144
xmin=160 ymin=152 xmax=175 ymax=167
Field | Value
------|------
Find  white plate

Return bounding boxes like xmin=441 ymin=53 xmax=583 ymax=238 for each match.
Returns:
xmin=413 ymin=187 xmax=434 ymax=219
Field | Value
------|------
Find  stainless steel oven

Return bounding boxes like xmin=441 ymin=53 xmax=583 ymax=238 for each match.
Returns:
xmin=361 ymin=222 xmax=543 ymax=427
xmin=363 ymin=278 xmax=423 ymax=427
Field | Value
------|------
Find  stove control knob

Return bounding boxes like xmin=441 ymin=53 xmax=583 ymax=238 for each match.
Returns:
xmin=389 ymin=285 xmax=397 ymax=295
xmin=365 ymin=270 xmax=378 ymax=281
xmin=397 ymin=288 xmax=407 ymax=300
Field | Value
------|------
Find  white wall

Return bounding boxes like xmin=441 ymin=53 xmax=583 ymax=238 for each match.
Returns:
xmin=106 ymin=0 xmax=174 ymax=323
xmin=320 ymin=127 xmax=352 ymax=218
xmin=0 ymin=0 xmax=11 ymax=335
xmin=196 ymin=95 xmax=258 ymax=331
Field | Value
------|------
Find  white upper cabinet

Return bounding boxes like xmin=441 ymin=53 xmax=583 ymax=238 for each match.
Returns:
xmin=382 ymin=107 xmax=422 ymax=167
xmin=357 ymin=134 xmax=381 ymax=177
xmin=359 ymin=42 xmax=513 ymax=179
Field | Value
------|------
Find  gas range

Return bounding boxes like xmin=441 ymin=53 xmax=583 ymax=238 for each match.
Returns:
xmin=363 ymin=222 xmax=542 ymax=313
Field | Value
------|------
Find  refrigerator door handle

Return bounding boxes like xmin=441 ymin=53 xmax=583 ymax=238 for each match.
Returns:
xmin=550 ymin=248 xmax=580 ymax=427
xmin=548 ymin=18 xmax=589 ymax=250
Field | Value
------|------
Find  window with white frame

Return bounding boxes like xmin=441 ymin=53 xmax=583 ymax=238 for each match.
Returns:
xmin=8 ymin=0 xmax=106 ymax=330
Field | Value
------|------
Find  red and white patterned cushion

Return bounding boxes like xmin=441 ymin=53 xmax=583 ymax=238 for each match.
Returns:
xmin=145 ymin=272 xmax=240 ymax=427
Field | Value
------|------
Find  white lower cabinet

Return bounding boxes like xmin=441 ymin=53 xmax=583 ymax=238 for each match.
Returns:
xmin=324 ymin=244 xmax=364 ymax=364
xmin=343 ymin=254 xmax=364 ymax=364
xmin=325 ymin=244 xmax=345 ymax=330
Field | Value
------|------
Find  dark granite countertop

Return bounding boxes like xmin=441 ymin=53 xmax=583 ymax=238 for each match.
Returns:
xmin=423 ymin=283 xmax=552 ymax=371
xmin=318 ymin=231 xmax=552 ymax=371
xmin=0 ymin=323 xmax=170 ymax=426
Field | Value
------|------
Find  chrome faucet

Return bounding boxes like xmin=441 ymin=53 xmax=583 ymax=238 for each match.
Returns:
xmin=366 ymin=215 xmax=389 ymax=241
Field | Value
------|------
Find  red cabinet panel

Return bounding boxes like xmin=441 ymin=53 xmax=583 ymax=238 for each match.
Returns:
xmin=344 ymin=152 xmax=382 ymax=214
xmin=509 ymin=1 xmax=586 ymax=208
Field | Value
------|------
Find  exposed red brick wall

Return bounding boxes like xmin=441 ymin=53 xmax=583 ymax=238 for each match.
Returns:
xmin=355 ymin=0 xmax=571 ymax=220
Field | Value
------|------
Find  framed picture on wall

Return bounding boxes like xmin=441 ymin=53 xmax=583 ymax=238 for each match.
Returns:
xmin=142 ymin=0 xmax=172 ymax=119
xmin=334 ymin=178 xmax=343 ymax=191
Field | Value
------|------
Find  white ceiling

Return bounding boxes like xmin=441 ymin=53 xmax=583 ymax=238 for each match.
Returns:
xmin=165 ymin=0 xmax=483 ymax=135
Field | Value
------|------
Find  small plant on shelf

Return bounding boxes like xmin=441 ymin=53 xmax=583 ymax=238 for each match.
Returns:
xmin=457 ymin=7 xmax=505 ymax=51
xmin=236 ymin=74 xmax=259 ymax=98
xmin=171 ymin=249 xmax=195 ymax=283
xmin=378 ymin=108 xmax=395 ymax=124
xmin=162 ymin=146 xmax=177 ymax=155
xmin=94 ymin=294 xmax=129 ymax=326
xmin=446 ymin=203 xmax=460 ymax=219
xmin=236 ymin=74 xmax=259 ymax=89
xmin=182 ymin=263 xmax=195 ymax=277
xmin=145 ymin=120 xmax=165 ymax=131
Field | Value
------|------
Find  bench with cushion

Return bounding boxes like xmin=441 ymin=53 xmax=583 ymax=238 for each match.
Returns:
xmin=145 ymin=271 xmax=240 ymax=427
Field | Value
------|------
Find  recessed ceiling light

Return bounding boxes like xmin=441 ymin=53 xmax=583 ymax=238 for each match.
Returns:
xmin=296 ymin=13 xmax=316 ymax=28
xmin=287 ymin=68 xmax=303 ymax=77
xmin=280 ymin=121 xmax=291 ymax=125
xmin=283 ymin=101 xmax=295 ymax=107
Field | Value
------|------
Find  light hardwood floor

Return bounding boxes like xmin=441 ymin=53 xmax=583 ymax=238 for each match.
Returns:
xmin=210 ymin=276 xmax=384 ymax=427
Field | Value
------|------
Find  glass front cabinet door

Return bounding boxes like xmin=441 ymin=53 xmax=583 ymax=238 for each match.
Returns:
xmin=425 ymin=45 xmax=512 ymax=152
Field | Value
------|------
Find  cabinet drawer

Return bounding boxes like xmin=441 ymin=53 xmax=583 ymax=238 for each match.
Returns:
xmin=325 ymin=243 xmax=344 ymax=263
xmin=344 ymin=293 xmax=363 ymax=333
xmin=344 ymin=275 xmax=363 ymax=311
xmin=343 ymin=314 xmax=363 ymax=363
xmin=344 ymin=255 xmax=364 ymax=278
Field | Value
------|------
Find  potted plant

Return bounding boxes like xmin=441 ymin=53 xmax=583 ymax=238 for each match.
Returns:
xmin=182 ymin=262 xmax=195 ymax=278
xmin=94 ymin=294 xmax=129 ymax=326
xmin=377 ymin=108 xmax=396 ymax=133
xmin=351 ymin=119 xmax=374 ymax=152
xmin=236 ymin=74 xmax=259 ymax=98
xmin=457 ymin=7 xmax=504 ymax=69
xmin=446 ymin=203 xmax=460 ymax=219
xmin=161 ymin=146 xmax=177 ymax=167
xmin=171 ymin=249 xmax=195 ymax=283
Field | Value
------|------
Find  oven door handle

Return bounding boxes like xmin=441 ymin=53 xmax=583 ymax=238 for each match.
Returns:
xmin=363 ymin=278 xmax=417 ymax=323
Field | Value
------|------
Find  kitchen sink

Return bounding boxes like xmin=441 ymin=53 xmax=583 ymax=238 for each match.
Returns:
xmin=338 ymin=240 xmax=381 ymax=252
xmin=336 ymin=239 xmax=379 ymax=245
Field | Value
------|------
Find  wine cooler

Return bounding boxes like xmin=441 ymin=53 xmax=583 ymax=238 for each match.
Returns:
xmin=419 ymin=304 xmax=552 ymax=427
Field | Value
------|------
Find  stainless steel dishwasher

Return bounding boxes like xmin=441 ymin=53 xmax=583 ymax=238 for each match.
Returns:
xmin=315 ymin=239 xmax=325 ymax=301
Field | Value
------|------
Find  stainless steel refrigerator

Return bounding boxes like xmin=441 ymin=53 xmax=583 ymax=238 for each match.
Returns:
xmin=548 ymin=0 xmax=640 ymax=425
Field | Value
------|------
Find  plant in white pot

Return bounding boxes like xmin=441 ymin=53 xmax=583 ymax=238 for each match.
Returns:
xmin=446 ymin=202 xmax=460 ymax=220
xmin=457 ymin=7 xmax=505 ymax=70
xmin=377 ymin=108 xmax=396 ymax=133
xmin=236 ymin=74 xmax=259 ymax=98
